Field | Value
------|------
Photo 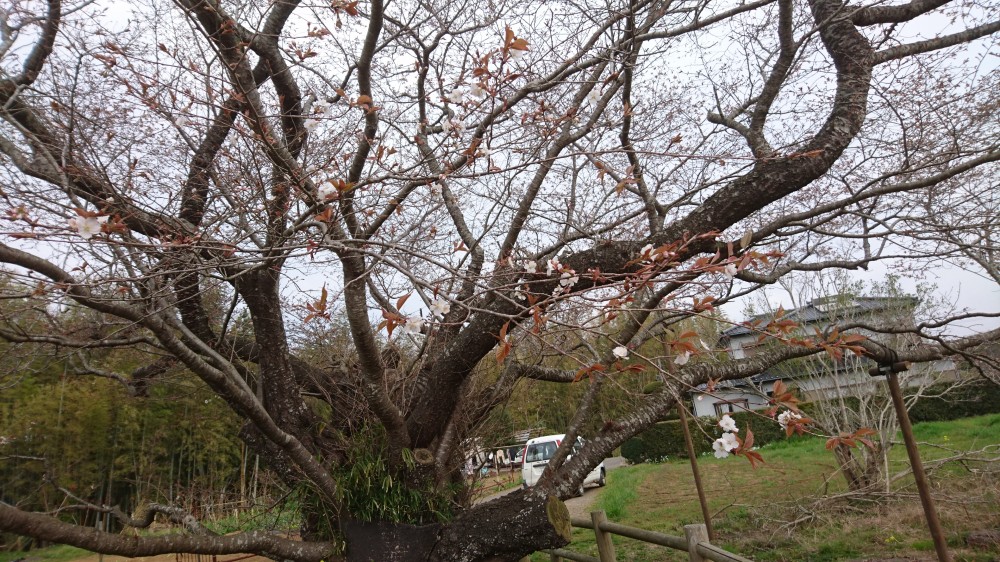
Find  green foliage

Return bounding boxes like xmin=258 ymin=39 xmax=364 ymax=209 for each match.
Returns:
xmin=0 ymin=368 xmax=244 ymax=529
xmin=907 ymin=380 xmax=1000 ymax=422
xmin=0 ymin=544 xmax=89 ymax=562
xmin=204 ymin=501 xmax=302 ymax=535
xmin=329 ymin=427 xmax=454 ymax=526
xmin=621 ymin=410 xmax=796 ymax=463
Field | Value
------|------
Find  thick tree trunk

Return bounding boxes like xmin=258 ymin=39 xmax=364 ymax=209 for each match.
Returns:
xmin=430 ymin=491 xmax=571 ymax=562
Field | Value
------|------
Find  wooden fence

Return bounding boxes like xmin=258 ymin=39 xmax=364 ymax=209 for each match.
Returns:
xmin=531 ymin=510 xmax=752 ymax=562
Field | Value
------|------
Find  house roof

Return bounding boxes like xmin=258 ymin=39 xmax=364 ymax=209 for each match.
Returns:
xmin=691 ymin=370 xmax=784 ymax=392
xmin=721 ymin=295 xmax=918 ymax=337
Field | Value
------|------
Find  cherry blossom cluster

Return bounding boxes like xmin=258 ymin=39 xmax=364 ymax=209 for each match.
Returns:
xmin=776 ymin=410 xmax=802 ymax=432
xmin=444 ymin=83 xmax=488 ymax=106
xmin=712 ymin=414 xmax=740 ymax=458
xmin=401 ymin=297 xmax=450 ymax=336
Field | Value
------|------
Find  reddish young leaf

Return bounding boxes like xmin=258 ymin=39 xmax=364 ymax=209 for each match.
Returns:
xmin=396 ymin=292 xmax=411 ymax=310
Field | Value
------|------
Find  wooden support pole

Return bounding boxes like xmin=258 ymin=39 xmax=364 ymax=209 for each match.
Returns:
xmin=591 ymin=510 xmax=617 ymax=562
xmin=684 ymin=523 xmax=709 ymax=562
xmin=885 ymin=371 xmax=952 ymax=562
xmin=678 ymin=403 xmax=715 ymax=541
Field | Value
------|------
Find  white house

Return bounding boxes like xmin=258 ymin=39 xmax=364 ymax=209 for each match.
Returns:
xmin=690 ymin=295 xmax=955 ymax=417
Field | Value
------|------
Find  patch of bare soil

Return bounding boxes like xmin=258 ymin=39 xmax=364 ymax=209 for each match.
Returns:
xmin=564 ymin=487 xmax=600 ymax=521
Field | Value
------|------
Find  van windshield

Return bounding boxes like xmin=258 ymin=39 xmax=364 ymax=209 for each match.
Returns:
xmin=525 ymin=441 xmax=558 ymax=463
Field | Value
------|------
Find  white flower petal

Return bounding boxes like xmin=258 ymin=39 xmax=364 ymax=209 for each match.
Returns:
xmin=429 ymin=297 xmax=451 ymax=319
xmin=712 ymin=439 xmax=730 ymax=459
xmin=674 ymin=351 xmax=691 ymax=365
xmin=721 ymin=432 xmax=740 ymax=451
xmin=468 ymin=84 xmax=486 ymax=99
xmin=403 ymin=317 xmax=423 ymax=335
xmin=719 ymin=414 xmax=738 ymax=433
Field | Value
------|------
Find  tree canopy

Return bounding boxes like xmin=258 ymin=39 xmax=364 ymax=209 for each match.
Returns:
xmin=0 ymin=0 xmax=998 ymax=559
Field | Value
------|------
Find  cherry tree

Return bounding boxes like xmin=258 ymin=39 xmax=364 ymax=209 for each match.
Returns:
xmin=1 ymin=0 xmax=998 ymax=559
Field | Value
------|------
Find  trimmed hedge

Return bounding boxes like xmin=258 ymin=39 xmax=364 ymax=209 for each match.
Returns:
xmin=908 ymin=380 xmax=1000 ymax=422
xmin=621 ymin=410 xmax=792 ymax=463
xmin=622 ymin=379 xmax=1000 ymax=464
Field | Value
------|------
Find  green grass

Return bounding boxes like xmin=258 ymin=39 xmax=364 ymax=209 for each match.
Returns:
xmin=0 ymin=544 xmax=90 ymax=562
xmin=544 ymin=414 xmax=1000 ymax=562
xmin=592 ymin=463 xmax=659 ymax=520
xmin=203 ymin=501 xmax=301 ymax=535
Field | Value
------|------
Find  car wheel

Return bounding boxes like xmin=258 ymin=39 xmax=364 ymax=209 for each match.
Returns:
xmin=598 ymin=468 xmax=606 ymax=487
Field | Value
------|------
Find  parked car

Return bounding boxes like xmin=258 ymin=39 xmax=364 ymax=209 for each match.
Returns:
xmin=521 ymin=434 xmax=606 ymax=495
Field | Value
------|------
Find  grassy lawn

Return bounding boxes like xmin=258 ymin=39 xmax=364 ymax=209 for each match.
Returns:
xmin=537 ymin=414 xmax=1000 ymax=561
xmin=0 ymin=544 xmax=91 ymax=562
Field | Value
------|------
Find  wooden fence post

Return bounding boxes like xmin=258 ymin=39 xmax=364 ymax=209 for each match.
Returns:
xmin=591 ymin=510 xmax=617 ymax=562
xmin=684 ymin=523 xmax=709 ymax=562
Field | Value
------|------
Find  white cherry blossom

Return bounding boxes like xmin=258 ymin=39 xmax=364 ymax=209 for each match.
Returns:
xmin=69 ymin=216 xmax=107 ymax=239
xmin=674 ymin=351 xmax=692 ymax=365
xmin=446 ymin=89 xmax=464 ymax=104
xmin=304 ymin=118 xmax=321 ymax=132
xmin=546 ymin=257 xmax=561 ymax=275
xmin=720 ymin=432 xmax=740 ymax=451
xmin=585 ymin=88 xmax=602 ymax=107
xmin=724 ymin=263 xmax=738 ymax=279
xmin=712 ymin=438 xmax=731 ymax=459
xmin=509 ymin=47 xmax=527 ymax=61
xmin=468 ymin=83 xmax=486 ymax=100
xmin=559 ymin=271 xmax=579 ymax=288
xmin=317 ymin=180 xmax=338 ymax=200
xmin=429 ymin=297 xmax=451 ymax=319
xmin=719 ymin=414 xmax=739 ymax=433
xmin=612 ymin=346 xmax=629 ymax=359
xmin=524 ymin=260 xmax=537 ymax=274
xmin=777 ymin=410 xmax=803 ymax=431
xmin=442 ymin=118 xmax=465 ymax=135
xmin=403 ymin=316 xmax=423 ymax=335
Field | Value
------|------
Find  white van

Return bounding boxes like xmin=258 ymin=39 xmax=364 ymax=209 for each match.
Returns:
xmin=521 ymin=434 xmax=606 ymax=494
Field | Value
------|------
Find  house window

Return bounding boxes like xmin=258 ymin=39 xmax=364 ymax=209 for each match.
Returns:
xmin=714 ymin=399 xmax=749 ymax=417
